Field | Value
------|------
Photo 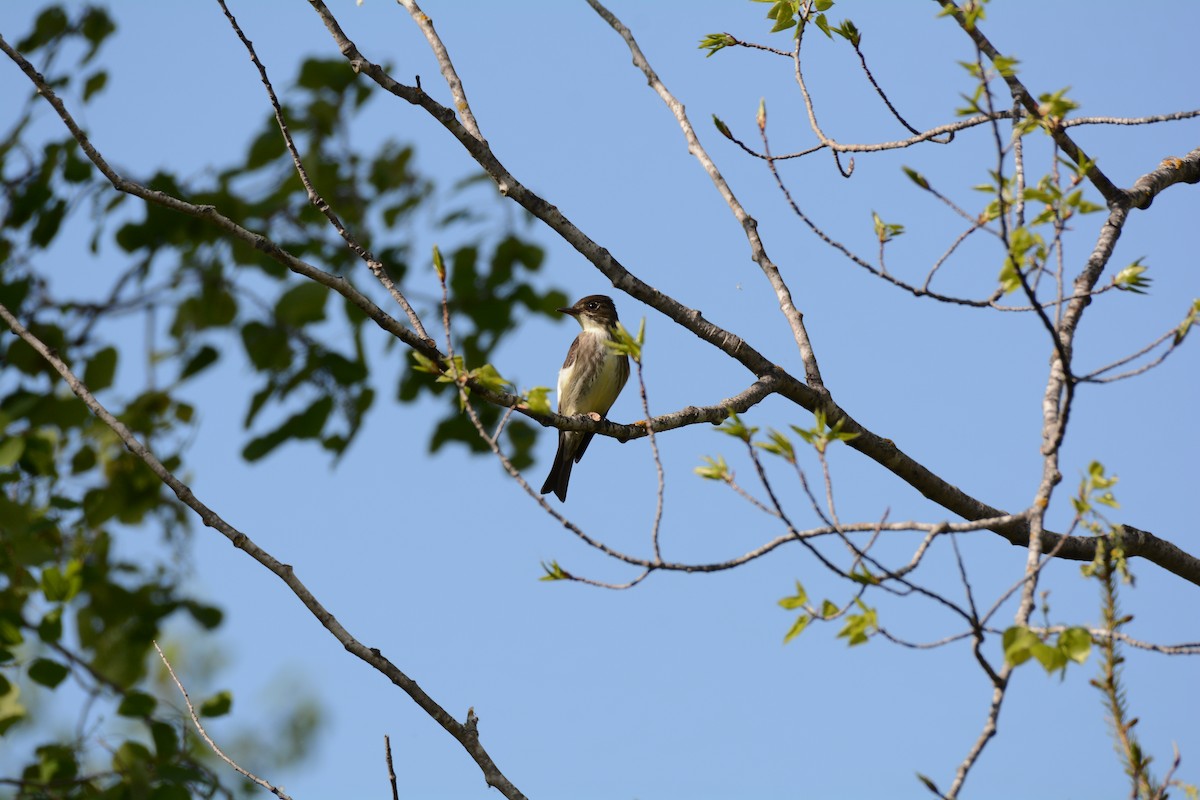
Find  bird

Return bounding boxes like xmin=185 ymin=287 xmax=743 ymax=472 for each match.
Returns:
xmin=540 ymin=294 xmax=630 ymax=502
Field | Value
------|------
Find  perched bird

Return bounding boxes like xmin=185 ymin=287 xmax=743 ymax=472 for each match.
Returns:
xmin=540 ymin=294 xmax=630 ymax=502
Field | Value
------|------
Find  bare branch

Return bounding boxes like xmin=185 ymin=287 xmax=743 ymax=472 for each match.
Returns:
xmin=396 ymin=0 xmax=483 ymax=140
xmin=944 ymin=670 xmax=1009 ymax=799
xmin=154 ymin=642 xmax=293 ymax=800
xmin=385 ymin=735 xmax=399 ymax=800
xmin=1080 ymin=323 xmax=1189 ymax=383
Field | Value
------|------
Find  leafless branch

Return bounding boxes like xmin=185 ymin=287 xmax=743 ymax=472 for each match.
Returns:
xmin=396 ymin=0 xmax=483 ymax=140
xmin=154 ymin=642 xmax=293 ymax=800
xmin=1080 ymin=324 xmax=1189 ymax=383
xmin=385 ymin=735 xmax=399 ymax=800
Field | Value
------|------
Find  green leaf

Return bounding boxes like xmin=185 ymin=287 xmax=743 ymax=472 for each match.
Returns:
xmin=296 ymin=57 xmax=355 ymax=93
xmin=1002 ymin=625 xmax=1039 ymax=667
xmin=411 ymin=351 xmax=442 ymax=376
xmin=180 ymin=345 xmax=219 ymax=380
xmin=84 ymin=346 xmax=118 ymax=392
xmin=150 ymin=720 xmax=179 ymax=761
xmin=432 ymin=244 xmax=446 ymax=281
xmin=83 ymin=70 xmax=108 ymax=101
xmin=783 ymin=614 xmax=810 ymax=644
xmin=1031 ymin=642 xmax=1067 ymax=673
xmin=245 ymin=127 xmax=286 ymax=170
xmin=872 ymin=211 xmax=904 ymax=243
xmin=694 ymin=455 xmax=729 ymax=481
xmin=712 ymin=115 xmax=733 ymax=140
xmin=112 ymin=740 xmax=153 ymax=778
xmin=41 ymin=561 xmax=83 ymax=603
xmin=199 ymin=690 xmax=233 ymax=718
xmin=836 ymin=599 xmax=877 ymax=646
xmin=16 ymin=7 xmax=68 ymax=52
xmin=1058 ymin=627 xmax=1092 ymax=664
xmin=117 ymin=690 xmax=158 ymax=718
xmin=755 ymin=429 xmax=795 ymax=463
xmin=0 ymin=436 xmax=25 ymax=469
xmin=28 ymin=658 xmax=70 ymax=688
xmin=778 ymin=581 xmax=808 ymax=609
xmin=1174 ymin=299 xmax=1200 ymax=344
xmin=37 ymin=608 xmax=63 ymax=643
xmin=716 ymin=411 xmax=757 ymax=443
xmin=902 ymin=166 xmax=930 ymax=191
xmin=242 ymin=396 xmax=334 ymax=461
xmin=849 ymin=565 xmax=880 ymax=586
xmin=151 ymin=784 xmax=191 ymax=800
xmin=523 ymin=386 xmax=552 ymax=415
xmin=539 ymin=560 xmax=568 ymax=582
xmin=468 ymin=363 xmax=509 ymax=393
xmin=79 ymin=7 xmax=116 ymax=62
xmin=607 ymin=319 xmax=645 ymax=362
xmin=1113 ymin=258 xmax=1151 ymax=294
xmin=275 ymin=281 xmax=328 ymax=326
xmin=241 ymin=321 xmax=292 ymax=372
xmin=698 ymin=32 xmax=736 ymax=58
xmin=992 ymin=54 xmax=1019 ymax=78
xmin=184 ymin=601 xmax=224 ymax=630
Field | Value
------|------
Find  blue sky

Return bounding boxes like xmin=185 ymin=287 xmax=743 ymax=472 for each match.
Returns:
xmin=2 ymin=2 xmax=1198 ymax=798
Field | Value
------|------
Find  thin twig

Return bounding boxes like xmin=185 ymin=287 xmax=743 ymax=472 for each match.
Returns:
xmin=154 ymin=642 xmax=293 ymax=800
xmin=585 ymin=0 xmax=827 ymax=392
xmin=632 ymin=354 xmax=668 ymax=565
xmin=385 ymin=735 xmax=399 ymax=800
xmin=215 ymin=0 xmax=430 ymax=343
xmin=1080 ymin=325 xmax=1187 ymax=383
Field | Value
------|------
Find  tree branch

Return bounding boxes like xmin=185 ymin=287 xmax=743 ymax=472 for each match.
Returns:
xmin=154 ymin=642 xmax=293 ymax=800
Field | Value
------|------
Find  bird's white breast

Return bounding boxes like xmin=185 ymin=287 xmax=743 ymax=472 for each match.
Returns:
xmin=557 ymin=330 xmax=626 ymax=417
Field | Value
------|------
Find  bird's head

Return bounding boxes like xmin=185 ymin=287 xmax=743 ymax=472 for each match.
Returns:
xmin=559 ymin=295 xmax=620 ymax=332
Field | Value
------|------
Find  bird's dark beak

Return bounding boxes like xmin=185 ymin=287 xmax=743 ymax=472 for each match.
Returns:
xmin=557 ymin=306 xmax=580 ymax=317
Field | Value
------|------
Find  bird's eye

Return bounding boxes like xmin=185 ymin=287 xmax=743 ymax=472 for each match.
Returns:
xmin=587 ymin=301 xmax=598 ymax=310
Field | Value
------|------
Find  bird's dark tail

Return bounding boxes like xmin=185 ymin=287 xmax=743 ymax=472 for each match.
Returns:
xmin=540 ymin=431 xmax=575 ymax=502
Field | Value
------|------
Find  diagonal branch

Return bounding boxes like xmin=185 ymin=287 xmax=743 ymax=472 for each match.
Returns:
xmin=154 ymin=642 xmax=292 ymax=800
xmin=396 ymin=0 xmax=483 ymax=141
